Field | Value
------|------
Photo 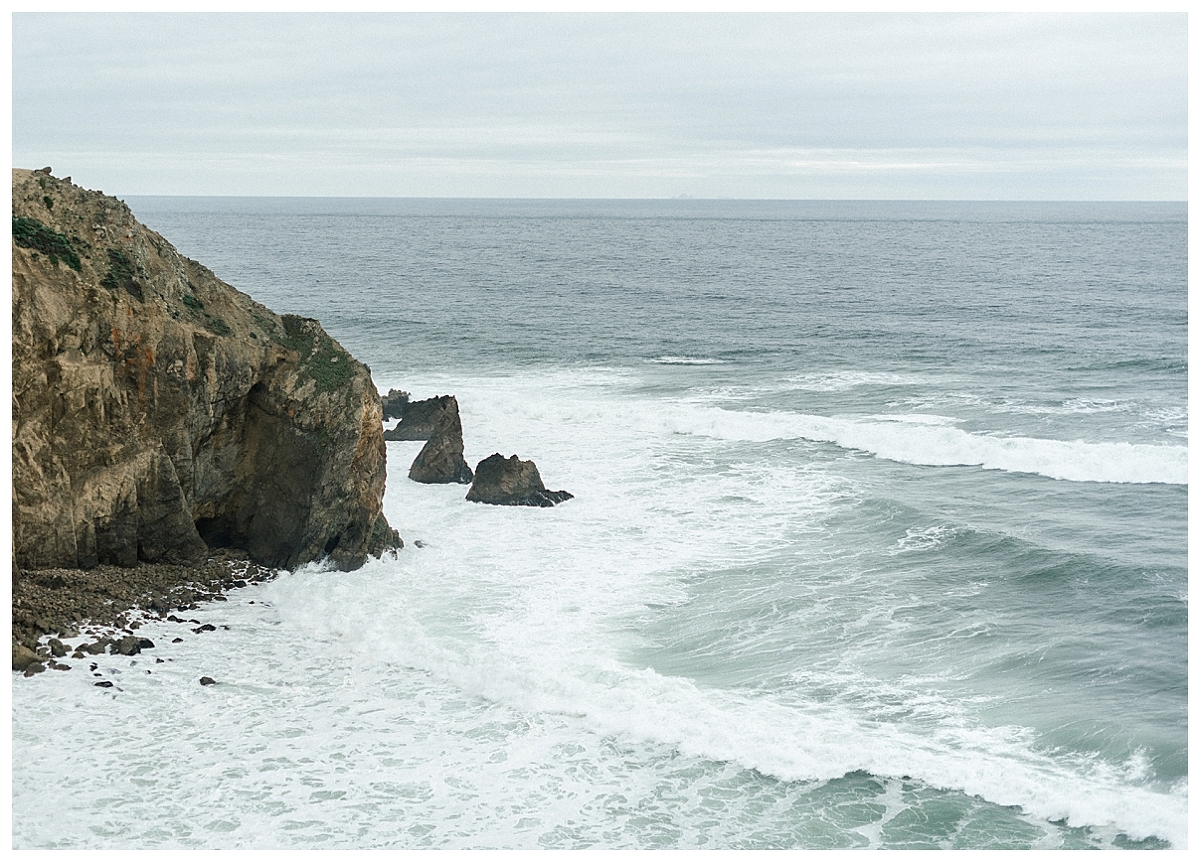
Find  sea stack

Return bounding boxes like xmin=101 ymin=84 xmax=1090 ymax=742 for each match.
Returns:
xmin=384 ymin=394 xmax=457 ymax=441
xmin=11 ymin=168 xmax=401 ymax=571
xmin=407 ymin=397 xmax=473 ymax=484
xmin=380 ymin=388 xmax=410 ymax=421
xmin=465 ymin=454 xmax=573 ymax=507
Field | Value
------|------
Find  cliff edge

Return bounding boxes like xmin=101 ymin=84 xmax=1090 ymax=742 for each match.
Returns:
xmin=11 ymin=167 xmax=400 ymax=572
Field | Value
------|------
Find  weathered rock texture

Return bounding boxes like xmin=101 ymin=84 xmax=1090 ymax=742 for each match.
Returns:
xmin=12 ymin=168 xmax=400 ymax=572
xmin=407 ymin=397 xmax=473 ymax=485
xmin=381 ymin=388 xmax=409 ymax=421
xmin=383 ymin=394 xmax=453 ymax=441
xmin=465 ymin=454 xmax=574 ymax=507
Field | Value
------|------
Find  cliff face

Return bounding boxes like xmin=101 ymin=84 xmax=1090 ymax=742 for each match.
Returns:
xmin=11 ymin=168 xmax=400 ymax=571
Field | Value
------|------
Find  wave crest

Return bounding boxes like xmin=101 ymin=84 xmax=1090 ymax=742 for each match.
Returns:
xmin=667 ymin=408 xmax=1186 ymax=485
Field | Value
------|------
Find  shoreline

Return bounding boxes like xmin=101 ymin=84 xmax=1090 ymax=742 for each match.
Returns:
xmin=12 ymin=553 xmax=279 ymax=676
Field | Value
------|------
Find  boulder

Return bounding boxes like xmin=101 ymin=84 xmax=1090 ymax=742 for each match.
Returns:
xmin=12 ymin=642 xmax=40 ymax=672
xmin=380 ymin=388 xmax=410 ymax=421
xmin=110 ymin=635 xmax=142 ymax=656
xmin=408 ymin=399 xmax=473 ymax=484
xmin=384 ymin=395 xmax=454 ymax=441
xmin=11 ymin=168 xmax=401 ymax=572
xmin=465 ymin=454 xmax=574 ymax=507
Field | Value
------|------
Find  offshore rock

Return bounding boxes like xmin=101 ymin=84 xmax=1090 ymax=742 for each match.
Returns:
xmin=384 ymin=394 xmax=454 ymax=441
xmin=11 ymin=168 xmax=401 ymax=572
xmin=408 ymin=399 xmax=473 ymax=485
xmin=465 ymin=454 xmax=574 ymax=507
xmin=380 ymin=388 xmax=410 ymax=421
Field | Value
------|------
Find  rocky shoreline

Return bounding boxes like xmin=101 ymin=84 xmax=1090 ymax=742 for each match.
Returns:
xmin=12 ymin=553 xmax=278 ymax=677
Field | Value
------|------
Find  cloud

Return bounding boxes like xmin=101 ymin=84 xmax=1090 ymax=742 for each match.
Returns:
xmin=12 ymin=13 xmax=1187 ymax=198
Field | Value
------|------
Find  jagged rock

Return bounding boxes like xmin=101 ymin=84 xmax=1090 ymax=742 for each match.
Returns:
xmin=465 ymin=454 xmax=574 ymax=507
xmin=11 ymin=168 xmax=400 ymax=572
xmin=199 ymin=676 xmax=216 ymax=686
xmin=408 ymin=398 xmax=473 ymax=484
xmin=384 ymin=394 xmax=454 ymax=441
xmin=380 ymin=388 xmax=410 ymax=421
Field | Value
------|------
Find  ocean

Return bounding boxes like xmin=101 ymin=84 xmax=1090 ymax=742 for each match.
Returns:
xmin=11 ymin=198 xmax=1187 ymax=849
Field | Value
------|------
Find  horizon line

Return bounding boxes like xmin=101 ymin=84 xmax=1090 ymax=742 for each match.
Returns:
xmin=115 ymin=194 xmax=1188 ymax=204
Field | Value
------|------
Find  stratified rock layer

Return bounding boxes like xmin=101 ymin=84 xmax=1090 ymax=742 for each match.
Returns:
xmin=11 ymin=168 xmax=400 ymax=571
xmin=465 ymin=453 xmax=573 ymax=507
xmin=407 ymin=397 xmax=473 ymax=485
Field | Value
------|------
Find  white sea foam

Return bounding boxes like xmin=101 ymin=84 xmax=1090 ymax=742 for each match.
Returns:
xmin=12 ymin=367 xmax=1186 ymax=849
xmin=781 ymin=371 xmax=926 ymax=392
xmin=662 ymin=406 xmax=1187 ymax=485
xmin=263 ymin=538 xmax=1188 ymax=849
xmin=650 ymin=356 xmax=727 ymax=365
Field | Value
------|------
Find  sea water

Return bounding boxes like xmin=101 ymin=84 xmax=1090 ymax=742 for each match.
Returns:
xmin=11 ymin=199 xmax=1187 ymax=849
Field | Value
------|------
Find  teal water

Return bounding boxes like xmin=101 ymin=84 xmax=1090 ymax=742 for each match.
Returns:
xmin=12 ymin=199 xmax=1186 ymax=848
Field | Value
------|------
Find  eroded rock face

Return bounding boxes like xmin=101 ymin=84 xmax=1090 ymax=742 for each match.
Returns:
xmin=465 ymin=453 xmax=573 ymax=507
xmin=383 ymin=394 xmax=453 ymax=441
xmin=408 ymin=398 xmax=473 ymax=485
xmin=381 ymin=388 xmax=410 ymax=421
xmin=11 ymin=168 xmax=401 ymax=571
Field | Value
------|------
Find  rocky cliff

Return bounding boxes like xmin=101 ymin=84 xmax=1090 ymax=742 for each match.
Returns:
xmin=11 ymin=168 xmax=400 ymax=572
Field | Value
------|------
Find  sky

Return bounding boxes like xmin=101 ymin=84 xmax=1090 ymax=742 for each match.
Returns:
xmin=10 ymin=12 xmax=1188 ymax=200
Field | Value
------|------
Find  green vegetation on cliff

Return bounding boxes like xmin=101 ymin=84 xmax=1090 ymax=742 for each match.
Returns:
xmin=100 ymin=248 xmax=142 ymax=301
xmin=279 ymin=314 xmax=356 ymax=393
xmin=11 ymin=215 xmax=81 ymax=271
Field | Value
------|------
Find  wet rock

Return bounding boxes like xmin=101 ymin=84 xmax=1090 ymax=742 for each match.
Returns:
xmin=137 ymin=638 xmax=155 ymax=650
xmin=49 ymin=661 xmax=71 ymax=671
xmin=12 ymin=643 xmax=40 ymax=671
xmin=380 ymin=388 xmax=410 ymax=421
xmin=466 ymin=454 xmax=574 ymax=507
xmin=199 ymin=676 xmax=217 ymax=686
xmin=94 ymin=680 xmax=114 ymax=688
xmin=193 ymin=624 xmax=216 ymax=633
xmin=171 ymin=637 xmax=183 ymax=643
xmin=48 ymin=638 xmax=67 ymax=657
xmin=408 ymin=397 xmax=473 ymax=485
xmin=111 ymin=636 xmax=143 ymax=656
xmin=23 ymin=662 xmax=46 ymax=677
xmin=384 ymin=394 xmax=454 ymax=441
xmin=83 ymin=639 xmax=109 ymax=655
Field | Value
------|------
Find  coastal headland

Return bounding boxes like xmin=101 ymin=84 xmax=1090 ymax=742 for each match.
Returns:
xmin=11 ymin=168 xmax=401 ymax=672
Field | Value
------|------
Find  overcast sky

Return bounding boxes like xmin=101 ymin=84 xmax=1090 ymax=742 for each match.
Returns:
xmin=11 ymin=13 xmax=1187 ymax=199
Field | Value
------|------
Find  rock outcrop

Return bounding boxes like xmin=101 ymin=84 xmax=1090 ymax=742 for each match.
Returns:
xmin=383 ymin=394 xmax=454 ymax=441
xmin=465 ymin=454 xmax=573 ymax=507
xmin=381 ymin=388 xmax=409 ymax=421
xmin=11 ymin=168 xmax=401 ymax=572
xmin=407 ymin=397 xmax=473 ymax=484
